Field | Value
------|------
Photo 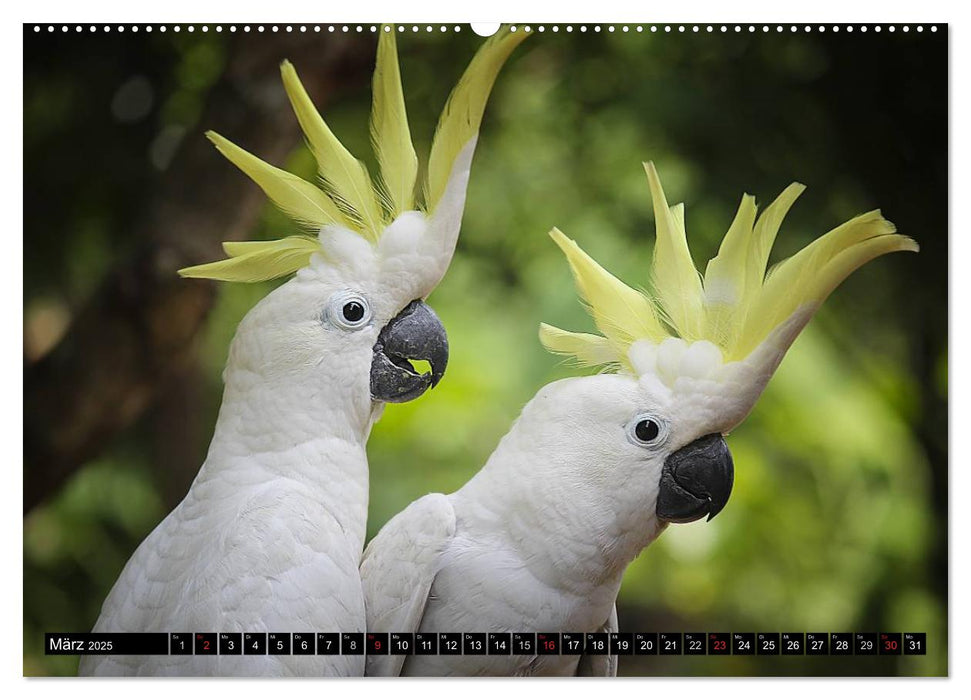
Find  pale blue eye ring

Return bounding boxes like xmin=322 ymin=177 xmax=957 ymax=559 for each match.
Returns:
xmin=325 ymin=290 xmax=372 ymax=331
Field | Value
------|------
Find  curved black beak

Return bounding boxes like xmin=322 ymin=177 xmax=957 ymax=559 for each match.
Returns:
xmin=370 ymin=300 xmax=449 ymax=404
xmin=656 ymin=433 xmax=734 ymax=524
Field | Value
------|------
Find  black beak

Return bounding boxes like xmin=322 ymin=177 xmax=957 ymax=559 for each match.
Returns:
xmin=370 ymin=299 xmax=449 ymax=404
xmin=656 ymin=433 xmax=734 ymax=524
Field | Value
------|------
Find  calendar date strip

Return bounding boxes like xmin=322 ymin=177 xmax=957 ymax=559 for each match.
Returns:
xmin=46 ymin=631 xmax=926 ymax=656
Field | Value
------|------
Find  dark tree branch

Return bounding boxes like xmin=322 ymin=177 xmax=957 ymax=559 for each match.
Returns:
xmin=24 ymin=34 xmax=374 ymax=514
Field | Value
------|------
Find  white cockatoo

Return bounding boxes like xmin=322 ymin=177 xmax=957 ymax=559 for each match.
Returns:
xmin=360 ymin=162 xmax=917 ymax=676
xmin=80 ymin=27 xmax=527 ymax=677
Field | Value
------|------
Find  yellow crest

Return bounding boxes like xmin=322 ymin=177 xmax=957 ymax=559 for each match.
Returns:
xmin=541 ymin=162 xmax=919 ymax=372
xmin=179 ymin=26 xmax=528 ymax=283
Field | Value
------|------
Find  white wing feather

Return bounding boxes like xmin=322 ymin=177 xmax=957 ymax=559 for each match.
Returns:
xmin=80 ymin=461 xmax=366 ymax=676
xmin=361 ymin=493 xmax=456 ymax=677
xmin=575 ymin=604 xmax=618 ymax=677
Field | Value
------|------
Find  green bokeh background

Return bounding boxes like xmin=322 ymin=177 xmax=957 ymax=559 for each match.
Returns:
xmin=23 ymin=24 xmax=947 ymax=676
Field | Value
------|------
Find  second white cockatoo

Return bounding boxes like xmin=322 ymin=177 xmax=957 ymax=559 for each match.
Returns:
xmin=81 ymin=27 xmax=528 ymax=676
xmin=360 ymin=162 xmax=917 ymax=676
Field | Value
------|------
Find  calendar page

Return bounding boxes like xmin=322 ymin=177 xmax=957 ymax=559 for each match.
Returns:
xmin=22 ymin=17 xmax=947 ymax=680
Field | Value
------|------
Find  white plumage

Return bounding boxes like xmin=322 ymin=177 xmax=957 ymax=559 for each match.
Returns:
xmin=361 ymin=165 xmax=915 ymax=677
xmin=362 ymin=374 xmax=668 ymax=676
xmin=81 ymin=26 xmax=528 ymax=676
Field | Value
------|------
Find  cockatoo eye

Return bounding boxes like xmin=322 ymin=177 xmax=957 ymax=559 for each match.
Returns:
xmin=343 ymin=301 xmax=366 ymax=323
xmin=626 ymin=413 xmax=669 ymax=448
xmin=325 ymin=291 xmax=373 ymax=331
xmin=636 ymin=420 xmax=660 ymax=442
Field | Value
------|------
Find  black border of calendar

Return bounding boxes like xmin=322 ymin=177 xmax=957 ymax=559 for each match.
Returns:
xmin=45 ymin=632 xmax=926 ymax=656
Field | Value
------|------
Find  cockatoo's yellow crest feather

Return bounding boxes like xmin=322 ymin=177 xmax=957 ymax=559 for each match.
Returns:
xmin=542 ymin=163 xmax=918 ymax=372
xmin=203 ymin=132 xmax=347 ymax=230
xmin=179 ymin=25 xmax=529 ymax=283
xmin=178 ymin=236 xmax=322 ymax=283
xmin=371 ymin=30 xmax=418 ymax=217
xmin=645 ymin=163 xmax=706 ymax=341
xmin=537 ymin=324 xmax=620 ymax=369
xmin=548 ymin=227 xmax=667 ymax=352
xmin=426 ymin=27 xmax=529 ymax=211
xmin=280 ymin=60 xmax=385 ymax=240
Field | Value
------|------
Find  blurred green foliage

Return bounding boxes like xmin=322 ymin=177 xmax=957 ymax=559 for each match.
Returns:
xmin=23 ymin=25 xmax=946 ymax=676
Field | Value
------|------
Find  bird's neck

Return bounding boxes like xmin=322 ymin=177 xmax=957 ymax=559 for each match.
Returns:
xmin=195 ymin=361 xmax=380 ymax=552
xmin=213 ymin=359 xmax=377 ymax=457
xmin=456 ymin=439 xmax=667 ymax=596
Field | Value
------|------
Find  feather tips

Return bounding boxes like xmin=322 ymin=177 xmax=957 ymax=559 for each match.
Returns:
xmin=542 ymin=165 xmax=918 ymax=371
xmin=735 ymin=210 xmax=916 ymax=358
xmin=549 ymin=228 xmax=667 ymax=352
xmin=539 ymin=323 xmax=621 ymax=369
xmin=179 ymin=236 xmax=321 ymax=283
xmin=280 ymin=60 xmax=385 ymax=241
xmin=426 ymin=27 xmax=529 ymax=212
xmin=206 ymin=131 xmax=345 ymax=229
xmin=751 ymin=182 xmax=805 ymax=280
xmin=702 ymin=193 xmax=758 ymax=351
xmin=371 ymin=28 xmax=418 ymax=217
xmin=644 ymin=162 xmax=706 ymax=340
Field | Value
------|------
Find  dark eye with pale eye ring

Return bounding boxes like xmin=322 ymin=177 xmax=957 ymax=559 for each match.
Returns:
xmin=326 ymin=291 xmax=372 ymax=331
xmin=627 ymin=413 xmax=668 ymax=447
